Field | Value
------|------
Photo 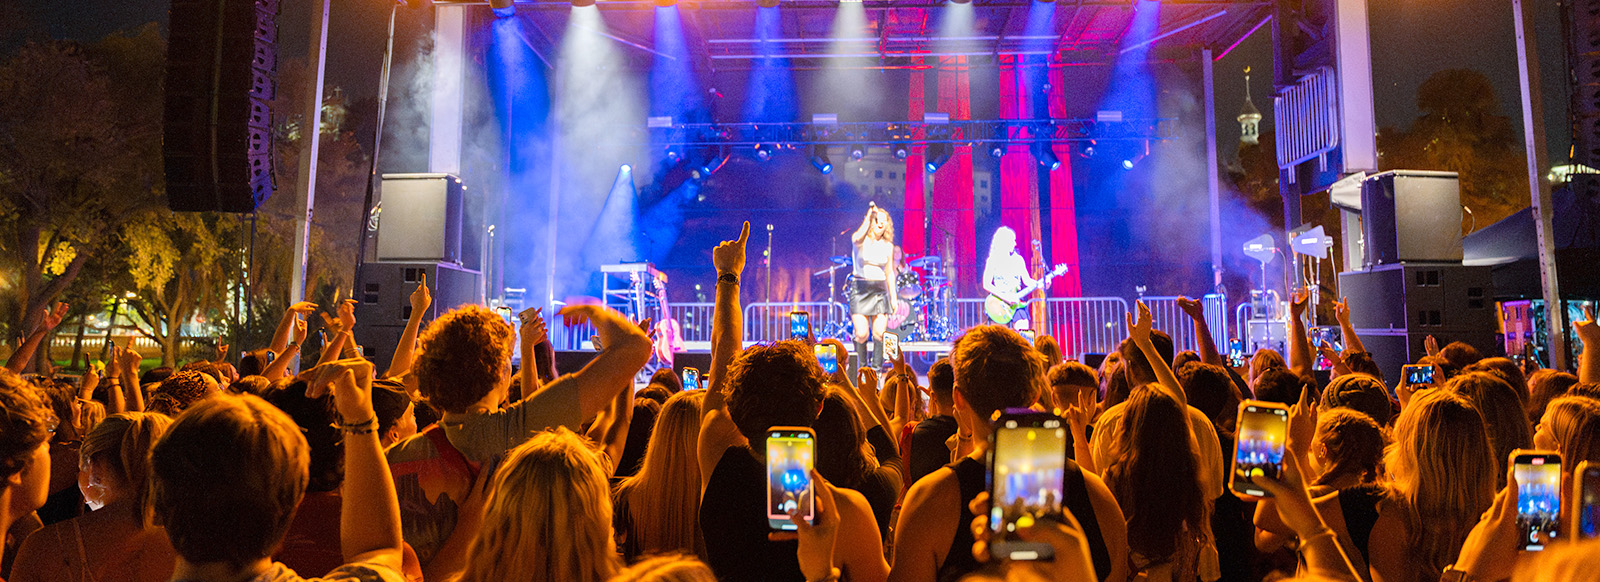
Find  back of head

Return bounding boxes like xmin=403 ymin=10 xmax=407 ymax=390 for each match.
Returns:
xmin=1106 ymin=387 xmax=1204 ymax=561
xmin=81 ymin=412 xmax=173 ymax=523
xmin=1249 ymin=349 xmax=1286 ymax=384
xmin=460 ymin=428 xmax=620 ymax=582
xmin=928 ymin=358 xmax=955 ymax=409
xmin=1117 ymin=330 xmax=1175 ymax=387
xmin=415 ymin=305 xmax=514 ymax=413
xmin=1385 ymin=389 xmax=1496 ymax=577
xmin=1529 ymin=371 xmax=1581 ymax=425
xmin=150 ymin=370 xmax=216 ymax=416
xmin=1343 ymin=351 xmax=1385 ymax=384
xmin=1048 ymin=361 xmax=1099 ymax=414
xmin=264 ymin=381 xmax=343 ymax=492
xmin=1311 ymin=408 xmax=1385 ymax=487
xmin=636 ymin=384 xmax=672 ymax=407
xmin=814 ymin=387 xmax=873 ymax=487
xmin=725 ymin=340 xmax=827 ymax=443
xmin=238 ymin=350 xmax=270 ymax=378
xmin=371 ymin=379 xmax=413 ymax=437
xmin=228 ymin=375 xmax=273 ymax=396
xmin=650 ymin=368 xmax=683 ymax=394
xmin=1033 ymin=335 xmax=1063 ymax=369
xmin=141 ymin=366 xmax=175 ymax=386
xmin=1253 ymin=368 xmax=1307 ymax=406
xmin=1541 ymin=396 xmax=1600 ymax=466
xmin=180 ymin=361 xmax=223 ymax=384
xmin=1176 ymin=362 xmax=1237 ymax=429
xmin=618 ymin=391 xmax=705 ymax=559
xmin=1172 ymin=350 xmax=1201 ymax=373
xmin=609 ymin=554 xmax=717 ymax=582
xmin=952 ymin=326 xmax=1045 ymax=420
xmin=1447 ymin=372 xmax=1532 ymax=480
xmin=1570 ymin=382 xmax=1600 ymax=401
xmin=1438 ymin=341 xmax=1484 ymax=371
xmin=151 ymin=394 xmax=309 ymax=571
xmin=1101 ymin=361 xmax=1132 ymax=411
xmin=1320 ymin=374 xmax=1395 ymax=427
xmin=1463 ymin=357 xmax=1529 ymax=404
xmin=0 ymin=370 xmax=51 ymax=489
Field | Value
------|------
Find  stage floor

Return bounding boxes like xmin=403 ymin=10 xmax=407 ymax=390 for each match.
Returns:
xmin=669 ymin=340 xmax=953 ymax=354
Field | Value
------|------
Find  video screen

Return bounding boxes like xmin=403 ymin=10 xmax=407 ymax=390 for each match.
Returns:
xmin=814 ymin=344 xmax=838 ymax=374
xmin=1516 ymin=457 xmax=1562 ymax=550
xmin=1231 ymin=405 xmax=1288 ymax=497
xmin=766 ymin=431 xmax=815 ymax=529
xmin=988 ymin=421 xmax=1067 ymax=540
xmin=1580 ymin=469 xmax=1600 ymax=540
xmin=789 ymin=312 xmax=808 ymax=339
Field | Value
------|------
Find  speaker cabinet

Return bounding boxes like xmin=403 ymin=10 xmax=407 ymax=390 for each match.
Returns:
xmin=1339 ymin=262 xmax=1498 ymax=382
xmin=377 ymin=174 xmax=463 ymax=263
xmin=353 ymin=261 xmax=481 ymax=367
xmin=1361 ymin=171 xmax=1463 ymax=266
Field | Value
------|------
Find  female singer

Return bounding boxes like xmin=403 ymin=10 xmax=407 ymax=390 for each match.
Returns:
xmin=851 ymin=204 xmax=896 ymax=369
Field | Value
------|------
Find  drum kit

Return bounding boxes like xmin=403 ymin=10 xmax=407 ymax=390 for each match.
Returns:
xmin=815 ymin=253 xmax=957 ymax=342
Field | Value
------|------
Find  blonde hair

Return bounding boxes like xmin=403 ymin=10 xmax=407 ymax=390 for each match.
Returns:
xmin=610 ymin=554 xmax=718 ymax=582
xmin=77 ymin=398 xmax=106 ymax=437
xmin=1541 ymin=396 xmax=1600 ymax=465
xmin=454 ymin=428 xmax=621 ymax=582
xmin=613 ymin=391 xmax=706 ymax=560
xmin=853 ymin=207 xmax=896 ymax=244
xmin=81 ymin=412 xmax=172 ymax=524
xmin=1383 ymin=389 xmax=1496 ymax=581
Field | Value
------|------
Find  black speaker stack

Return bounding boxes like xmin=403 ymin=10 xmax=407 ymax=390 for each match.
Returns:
xmin=164 ymin=0 xmax=280 ymax=213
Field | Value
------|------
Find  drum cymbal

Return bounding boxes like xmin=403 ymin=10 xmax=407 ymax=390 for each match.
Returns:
xmin=830 ymin=255 xmax=853 ymax=265
xmin=907 ymin=256 xmax=942 ymax=268
xmin=924 ymin=275 xmax=949 ymax=284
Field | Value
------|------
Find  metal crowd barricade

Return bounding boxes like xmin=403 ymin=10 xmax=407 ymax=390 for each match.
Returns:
xmin=1140 ymin=294 xmax=1229 ymax=355
xmin=742 ymin=302 xmax=849 ymax=343
xmin=669 ymin=303 xmax=716 ymax=343
xmin=1042 ymin=297 xmax=1131 ymax=361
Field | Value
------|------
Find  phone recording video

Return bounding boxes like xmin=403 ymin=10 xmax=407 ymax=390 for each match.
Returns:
xmin=883 ymin=332 xmax=900 ymax=361
xmin=814 ymin=344 xmax=838 ymax=374
xmin=766 ymin=427 xmax=816 ymax=531
xmin=1514 ymin=451 xmax=1562 ymax=550
xmin=1577 ymin=462 xmax=1600 ymax=541
xmin=789 ymin=311 xmax=810 ymax=340
xmin=1403 ymin=364 xmax=1436 ymax=386
xmin=987 ymin=411 xmax=1068 ymax=561
xmin=1231 ymin=401 xmax=1290 ymax=498
xmin=681 ymin=367 xmax=701 ymax=391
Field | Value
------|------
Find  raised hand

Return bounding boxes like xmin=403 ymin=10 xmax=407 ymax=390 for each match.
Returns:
xmin=1424 ymin=334 xmax=1440 ymax=358
xmin=338 ymin=299 xmax=357 ymax=332
xmin=293 ymin=316 xmax=309 ymax=344
xmin=967 ymin=491 xmax=1096 ymax=581
xmin=320 ymin=312 xmax=344 ymax=335
xmin=1289 ymin=289 xmax=1309 ymax=319
xmin=1332 ymin=297 xmax=1350 ymax=325
xmin=215 ymin=339 xmax=230 ymax=362
xmin=40 ymin=302 xmax=69 ymax=332
xmin=713 ymin=222 xmax=751 ymax=277
xmin=288 ymin=301 xmax=319 ymax=317
xmin=1250 ymin=446 xmax=1322 ymax=536
xmin=409 ymin=272 xmax=432 ymax=315
xmin=1176 ymin=296 xmax=1206 ymax=322
xmin=789 ymin=469 xmax=841 ymax=582
xmin=1061 ymin=385 xmax=1095 ymax=437
xmin=857 ymin=365 xmax=879 ymax=396
xmin=1287 ymin=383 xmax=1318 ymax=459
xmin=518 ymin=307 xmax=548 ymax=346
xmin=1575 ymin=305 xmax=1599 ymax=347
xmin=1126 ymin=300 xmax=1153 ymax=346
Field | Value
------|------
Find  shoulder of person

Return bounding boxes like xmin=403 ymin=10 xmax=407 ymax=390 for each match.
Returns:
xmin=382 ymin=430 xmax=435 ymax=465
xmin=314 ymin=560 xmax=410 ymax=582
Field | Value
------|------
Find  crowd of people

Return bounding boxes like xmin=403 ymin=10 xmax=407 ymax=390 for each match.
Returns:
xmin=2 ymin=221 xmax=1600 ymax=582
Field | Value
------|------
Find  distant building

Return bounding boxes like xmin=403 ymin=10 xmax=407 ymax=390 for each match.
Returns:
xmin=1238 ymin=66 xmax=1261 ymax=146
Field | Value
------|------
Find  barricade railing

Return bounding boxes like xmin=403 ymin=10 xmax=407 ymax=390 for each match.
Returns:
xmin=743 ymin=302 xmax=849 ymax=343
xmin=1042 ymin=297 xmax=1131 ymax=360
xmin=669 ymin=303 xmax=715 ymax=343
xmin=1139 ymin=294 xmax=1229 ymax=356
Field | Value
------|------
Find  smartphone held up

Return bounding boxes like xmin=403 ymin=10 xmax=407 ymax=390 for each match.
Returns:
xmin=1230 ymin=400 xmax=1289 ymax=498
xmin=767 ymin=427 xmax=816 ymax=531
xmin=987 ymin=410 xmax=1069 ymax=561
xmin=1512 ymin=450 xmax=1561 ymax=551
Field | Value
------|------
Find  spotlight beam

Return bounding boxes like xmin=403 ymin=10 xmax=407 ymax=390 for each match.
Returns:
xmin=1117 ymin=9 xmax=1228 ymax=54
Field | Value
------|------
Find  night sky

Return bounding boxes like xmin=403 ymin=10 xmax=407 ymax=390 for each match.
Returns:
xmin=19 ymin=0 xmax=1576 ymax=169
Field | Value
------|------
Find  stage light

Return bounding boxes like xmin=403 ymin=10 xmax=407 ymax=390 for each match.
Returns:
xmin=755 ymin=143 xmax=774 ymax=161
xmin=1033 ymin=142 xmax=1061 ymax=171
xmin=697 ymin=146 xmax=729 ymax=178
xmin=892 ymin=142 xmax=910 ymax=160
xmin=849 ymin=143 xmax=866 ymax=161
xmin=810 ymin=145 xmax=833 ymax=174
xmin=490 ymin=0 xmax=516 ymax=17
xmin=950 ymin=0 xmax=972 ymax=4
xmin=1121 ymin=159 xmax=1135 ymax=170
xmin=571 ymin=0 xmax=595 ymax=6
xmin=925 ymin=143 xmax=952 ymax=173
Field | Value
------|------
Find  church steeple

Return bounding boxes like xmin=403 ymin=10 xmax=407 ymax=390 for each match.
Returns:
xmin=1238 ymin=66 xmax=1262 ymax=146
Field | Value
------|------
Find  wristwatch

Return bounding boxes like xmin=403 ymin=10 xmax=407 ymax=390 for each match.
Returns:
xmin=717 ymin=272 xmax=739 ymax=286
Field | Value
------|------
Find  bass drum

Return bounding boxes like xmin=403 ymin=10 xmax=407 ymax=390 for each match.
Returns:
xmin=896 ymin=270 xmax=922 ymax=300
xmin=886 ymin=300 xmax=920 ymax=339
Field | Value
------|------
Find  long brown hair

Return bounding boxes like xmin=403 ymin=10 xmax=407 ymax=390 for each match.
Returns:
xmin=453 ymin=428 xmax=621 ymax=582
xmin=613 ymin=391 xmax=706 ymax=559
xmin=1310 ymin=408 xmax=1385 ymax=488
xmin=1384 ymin=389 xmax=1496 ymax=581
xmin=1103 ymin=387 xmax=1207 ymax=563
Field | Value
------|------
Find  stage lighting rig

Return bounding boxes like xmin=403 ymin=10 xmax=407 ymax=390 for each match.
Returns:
xmin=810 ymin=145 xmax=833 ymax=174
xmin=925 ymin=143 xmax=952 ymax=173
xmin=1032 ymin=142 xmax=1060 ymax=171
xmin=849 ymin=143 xmax=867 ymax=161
xmin=754 ymin=143 xmax=774 ymax=161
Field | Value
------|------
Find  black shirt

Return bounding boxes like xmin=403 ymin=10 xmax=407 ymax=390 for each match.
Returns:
xmin=907 ymin=415 xmax=959 ymax=488
xmin=701 ymin=446 xmax=805 ymax=582
xmin=852 ymin=426 xmax=905 ymax=542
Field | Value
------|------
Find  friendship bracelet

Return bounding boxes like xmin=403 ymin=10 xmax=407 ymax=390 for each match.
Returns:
xmin=337 ymin=416 xmax=377 ymax=430
xmin=343 ymin=424 xmax=378 ymax=435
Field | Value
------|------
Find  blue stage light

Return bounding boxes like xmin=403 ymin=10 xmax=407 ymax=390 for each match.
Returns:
xmin=925 ymin=143 xmax=952 ymax=173
xmin=490 ymin=0 xmax=515 ymax=17
xmin=1033 ymin=142 xmax=1061 ymax=171
xmin=810 ymin=145 xmax=833 ymax=174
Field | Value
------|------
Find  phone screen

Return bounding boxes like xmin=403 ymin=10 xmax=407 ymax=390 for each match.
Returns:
xmin=766 ymin=428 xmax=816 ymax=531
xmin=1515 ymin=453 xmax=1562 ymax=550
xmin=815 ymin=344 xmax=838 ymax=374
xmin=1580 ymin=465 xmax=1600 ymax=541
xmin=883 ymin=332 xmax=900 ymax=361
xmin=681 ymin=367 xmax=700 ymax=391
xmin=987 ymin=413 xmax=1068 ymax=561
xmin=1404 ymin=365 xmax=1435 ymax=386
xmin=789 ymin=311 xmax=809 ymax=340
xmin=1231 ymin=402 xmax=1289 ymax=497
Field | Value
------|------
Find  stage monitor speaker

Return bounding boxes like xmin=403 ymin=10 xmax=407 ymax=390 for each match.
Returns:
xmin=353 ymin=261 xmax=481 ymax=365
xmin=377 ymin=174 xmax=463 ymax=263
xmin=1360 ymin=171 xmax=1462 ymax=266
xmin=1337 ymin=264 xmax=1494 ymax=332
xmin=164 ymin=0 xmax=279 ymax=213
xmin=1351 ymin=330 xmax=1501 ymax=389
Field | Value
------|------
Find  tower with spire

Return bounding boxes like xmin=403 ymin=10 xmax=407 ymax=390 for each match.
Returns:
xmin=1238 ymin=66 xmax=1262 ymax=146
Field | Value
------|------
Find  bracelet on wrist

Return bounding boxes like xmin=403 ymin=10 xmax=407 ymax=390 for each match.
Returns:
xmin=717 ymin=272 xmax=739 ymax=286
xmin=337 ymin=416 xmax=377 ymax=430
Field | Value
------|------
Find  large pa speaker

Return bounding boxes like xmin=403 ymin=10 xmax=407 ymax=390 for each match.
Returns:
xmin=377 ymin=174 xmax=464 ymax=263
xmin=164 ymin=0 xmax=279 ymax=213
xmin=1337 ymin=263 xmax=1495 ymax=331
xmin=1351 ymin=330 xmax=1501 ymax=388
xmin=353 ymin=261 xmax=481 ymax=366
xmin=1361 ymin=171 xmax=1463 ymax=266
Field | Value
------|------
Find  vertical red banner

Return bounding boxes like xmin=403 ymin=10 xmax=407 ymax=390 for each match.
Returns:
xmin=932 ymin=58 xmax=977 ymax=297
xmin=1046 ymin=66 xmax=1083 ymax=298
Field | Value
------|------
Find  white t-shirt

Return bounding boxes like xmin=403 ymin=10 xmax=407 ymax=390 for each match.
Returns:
xmin=853 ymin=238 xmax=894 ymax=281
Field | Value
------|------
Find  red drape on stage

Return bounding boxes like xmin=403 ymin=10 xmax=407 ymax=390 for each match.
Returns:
xmin=931 ymin=57 xmax=976 ymax=297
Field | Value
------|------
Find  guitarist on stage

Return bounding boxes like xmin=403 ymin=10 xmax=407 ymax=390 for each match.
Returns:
xmin=982 ymin=226 xmax=1066 ymax=330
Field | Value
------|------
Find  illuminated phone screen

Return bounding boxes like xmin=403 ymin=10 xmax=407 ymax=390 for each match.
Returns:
xmin=1515 ymin=455 xmax=1562 ymax=550
xmin=987 ymin=416 xmax=1067 ymax=561
xmin=789 ymin=312 xmax=809 ymax=340
xmin=1580 ymin=467 xmax=1600 ymax=541
xmin=766 ymin=429 xmax=815 ymax=531
xmin=1231 ymin=403 xmax=1289 ymax=497
xmin=814 ymin=344 xmax=838 ymax=374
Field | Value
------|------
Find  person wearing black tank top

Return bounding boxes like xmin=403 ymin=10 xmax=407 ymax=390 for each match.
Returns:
xmin=888 ymin=326 xmax=1130 ymax=582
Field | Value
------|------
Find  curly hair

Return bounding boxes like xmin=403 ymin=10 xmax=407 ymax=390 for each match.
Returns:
xmin=0 ymin=370 xmax=52 ymax=485
xmin=149 ymin=370 xmax=215 ymax=416
xmin=415 ymin=305 xmax=515 ymax=413
xmin=951 ymin=326 xmax=1044 ymax=420
xmin=1321 ymin=374 xmax=1395 ymax=427
xmin=1311 ymin=408 xmax=1385 ymax=488
xmin=725 ymin=340 xmax=826 ymax=444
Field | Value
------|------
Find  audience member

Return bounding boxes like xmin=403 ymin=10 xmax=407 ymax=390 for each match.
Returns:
xmin=1462 ymin=357 xmax=1530 ymax=405
xmin=814 ymin=386 xmax=902 ymax=541
xmin=1447 ymin=371 xmax=1532 ymax=485
xmin=1533 ymin=395 xmax=1600 ymax=468
xmin=0 ymin=371 xmax=55 ymax=581
xmin=905 ymin=358 xmax=959 ymax=488
xmin=1527 ymin=370 xmax=1580 ymax=426
xmin=1317 ymin=374 xmax=1394 ymax=427
xmin=614 ymin=390 xmax=706 ymax=561
xmin=650 ymin=368 xmax=684 ymax=394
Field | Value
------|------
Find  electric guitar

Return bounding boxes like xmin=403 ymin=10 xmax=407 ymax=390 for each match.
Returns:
xmin=984 ymin=263 xmax=1069 ymax=324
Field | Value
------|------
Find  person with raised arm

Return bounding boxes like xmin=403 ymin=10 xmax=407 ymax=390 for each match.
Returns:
xmin=5 ymin=302 xmax=66 ymax=373
xmin=1176 ymin=296 xmax=1223 ymax=367
xmin=384 ymin=273 xmax=432 ymax=380
xmin=1286 ymin=290 xmax=1316 ymax=383
xmin=1577 ymin=306 xmax=1598 ymax=384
